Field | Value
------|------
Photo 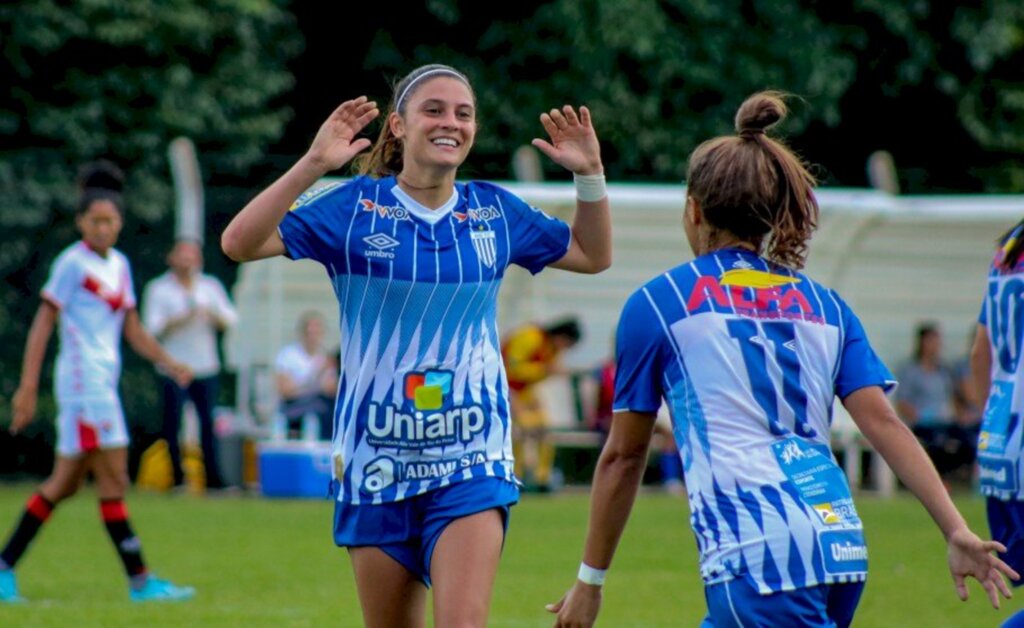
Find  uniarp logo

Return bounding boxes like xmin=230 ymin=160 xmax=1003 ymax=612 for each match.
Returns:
xmin=453 ymin=206 xmax=502 ymax=223
xmin=365 ymin=368 xmax=486 ymax=449
xmin=360 ymin=199 xmax=411 ymax=221
xmin=404 ymin=369 xmax=453 ymax=410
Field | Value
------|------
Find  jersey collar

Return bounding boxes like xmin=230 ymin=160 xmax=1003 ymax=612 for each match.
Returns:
xmin=389 ymin=183 xmax=459 ymax=225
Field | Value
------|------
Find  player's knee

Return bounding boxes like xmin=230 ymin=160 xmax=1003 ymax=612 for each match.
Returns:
xmin=99 ymin=473 xmax=130 ymax=497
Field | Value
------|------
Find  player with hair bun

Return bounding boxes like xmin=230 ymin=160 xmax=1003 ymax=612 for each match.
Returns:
xmin=0 ymin=161 xmax=195 ymax=603
xmin=549 ymin=91 xmax=1017 ymax=627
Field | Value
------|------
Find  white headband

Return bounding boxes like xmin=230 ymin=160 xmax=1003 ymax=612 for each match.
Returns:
xmin=395 ymin=68 xmax=469 ymax=112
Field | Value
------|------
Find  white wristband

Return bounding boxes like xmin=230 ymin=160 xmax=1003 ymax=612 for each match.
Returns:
xmin=577 ymin=562 xmax=607 ymax=586
xmin=574 ymin=173 xmax=607 ymax=203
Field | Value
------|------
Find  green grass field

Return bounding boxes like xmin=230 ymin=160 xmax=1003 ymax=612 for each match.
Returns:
xmin=0 ymin=485 xmax=1018 ymax=627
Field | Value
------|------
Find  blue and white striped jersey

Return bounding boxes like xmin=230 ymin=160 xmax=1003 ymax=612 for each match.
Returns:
xmin=614 ymin=248 xmax=894 ymax=594
xmin=279 ymin=175 xmax=571 ymax=505
xmin=977 ymin=252 xmax=1024 ymax=501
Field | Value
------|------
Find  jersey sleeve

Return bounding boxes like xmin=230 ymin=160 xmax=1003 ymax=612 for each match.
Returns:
xmin=40 ymin=249 xmax=81 ymax=310
xmin=612 ymin=289 xmax=666 ymax=414
xmin=834 ymin=297 xmax=896 ymax=399
xmin=497 ymin=188 xmax=571 ymax=275
xmin=277 ymin=180 xmax=358 ymax=267
xmin=140 ymin=280 xmax=167 ymax=335
xmin=209 ymin=278 xmax=239 ymax=327
xmin=121 ymin=254 xmax=137 ymax=310
xmin=274 ymin=345 xmax=294 ymax=375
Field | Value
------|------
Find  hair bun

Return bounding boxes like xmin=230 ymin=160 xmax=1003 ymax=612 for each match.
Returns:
xmin=78 ymin=160 xmax=125 ymax=193
xmin=734 ymin=91 xmax=787 ymax=138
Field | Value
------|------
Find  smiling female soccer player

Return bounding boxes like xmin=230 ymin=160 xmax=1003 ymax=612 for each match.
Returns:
xmin=549 ymin=91 xmax=1017 ymax=628
xmin=222 ymin=64 xmax=611 ymax=627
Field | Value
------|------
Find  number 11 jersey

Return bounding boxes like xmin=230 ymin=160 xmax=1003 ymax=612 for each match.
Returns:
xmin=614 ymin=247 xmax=894 ymax=594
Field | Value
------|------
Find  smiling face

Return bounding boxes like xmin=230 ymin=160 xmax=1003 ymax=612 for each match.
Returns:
xmin=390 ymin=76 xmax=476 ymax=176
xmin=76 ymin=199 xmax=123 ymax=255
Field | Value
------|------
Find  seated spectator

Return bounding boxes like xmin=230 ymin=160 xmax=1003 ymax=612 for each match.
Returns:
xmin=895 ymin=322 xmax=973 ymax=477
xmin=274 ymin=312 xmax=337 ymax=440
xmin=503 ymin=317 xmax=581 ymax=492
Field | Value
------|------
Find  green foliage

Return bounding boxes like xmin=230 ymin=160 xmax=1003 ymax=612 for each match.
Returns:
xmin=367 ymin=0 xmax=859 ymax=181
xmin=852 ymin=0 xmax=1024 ymax=185
xmin=0 ymin=1 xmax=301 ymax=426
xmin=360 ymin=0 xmax=1024 ymax=188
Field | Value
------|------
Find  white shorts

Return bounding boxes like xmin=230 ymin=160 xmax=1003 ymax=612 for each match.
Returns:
xmin=56 ymin=398 xmax=129 ymax=457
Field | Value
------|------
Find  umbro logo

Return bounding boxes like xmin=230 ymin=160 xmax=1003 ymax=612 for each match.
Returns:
xmin=363 ymin=233 xmax=400 ymax=260
xmin=364 ymin=233 xmax=400 ymax=250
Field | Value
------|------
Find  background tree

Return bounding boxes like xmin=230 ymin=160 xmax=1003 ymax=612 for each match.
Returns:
xmin=0 ymin=0 xmax=301 ymax=474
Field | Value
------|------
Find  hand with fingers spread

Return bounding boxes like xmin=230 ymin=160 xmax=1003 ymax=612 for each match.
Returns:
xmin=532 ymin=105 xmax=603 ymax=176
xmin=947 ymin=526 xmax=1020 ymax=608
xmin=546 ymin=581 xmax=602 ymax=628
xmin=306 ymin=96 xmax=380 ymax=172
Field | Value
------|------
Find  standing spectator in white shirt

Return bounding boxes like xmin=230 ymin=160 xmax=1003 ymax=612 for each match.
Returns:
xmin=142 ymin=239 xmax=237 ymax=490
xmin=274 ymin=311 xmax=337 ymax=440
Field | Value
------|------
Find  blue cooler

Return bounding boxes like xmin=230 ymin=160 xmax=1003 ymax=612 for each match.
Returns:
xmin=258 ymin=441 xmax=333 ymax=498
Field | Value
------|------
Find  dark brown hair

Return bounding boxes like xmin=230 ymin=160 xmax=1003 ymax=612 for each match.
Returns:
xmin=685 ymin=91 xmax=818 ymax=269
xmin=354 ymin=64 xmax=474 ymax=178
xmin=913 ymin=321 xmax=940 ymax=361
xmin=76 ymin=160 xmax=125 ymax=216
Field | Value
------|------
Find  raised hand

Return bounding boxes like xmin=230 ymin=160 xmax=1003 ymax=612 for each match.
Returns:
xmin=306 ymin=96 xmax=380 ymax=172
xmin=532 ymin=105 xmax=603 ymax=176
xmin=947 ymin=526 xmax=1019 ymax=608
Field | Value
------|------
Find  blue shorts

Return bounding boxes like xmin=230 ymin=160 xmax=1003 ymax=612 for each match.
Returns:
xmin=333 ymin=477 xmax=519 ymax=587
xmin=701 ymin=577 xmax=865 ymax=628
xmin=987 ymin=497 xmax=1024 ymax=587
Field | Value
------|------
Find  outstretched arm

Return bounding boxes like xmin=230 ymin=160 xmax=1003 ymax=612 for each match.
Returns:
xmin=10 ymin=302 xmax=58 ymax=434
xmin=123 ymin=309 xmax=192 ymax=386
xmin=532 ymin=105 xmax=611 ymax=274
xmin=222 ymin=97 xmax=379 ymax=262
xmin=547 ymin=411 xmax=657 ymax=627
xmin=843 ymin=386 xmax=1018 ymax=608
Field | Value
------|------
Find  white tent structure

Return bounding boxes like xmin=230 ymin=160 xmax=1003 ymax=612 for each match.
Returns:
xmin=225 ymin=181 xmax=1023 ymax=448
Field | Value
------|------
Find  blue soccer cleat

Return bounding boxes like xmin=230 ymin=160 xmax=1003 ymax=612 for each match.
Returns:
xmin=129 ymin=575 xmax=195 ymax=602
xmin=0 ymin=569 xmax=24 ymax=604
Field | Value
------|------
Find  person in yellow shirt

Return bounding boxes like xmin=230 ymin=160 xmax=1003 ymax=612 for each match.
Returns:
xmin=503 ymin=317 xmax=581 ymax=491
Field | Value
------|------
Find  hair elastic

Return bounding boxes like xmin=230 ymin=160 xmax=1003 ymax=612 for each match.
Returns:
xmin=1000 ymin=223 xmax=1024 ymax=267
